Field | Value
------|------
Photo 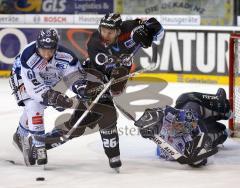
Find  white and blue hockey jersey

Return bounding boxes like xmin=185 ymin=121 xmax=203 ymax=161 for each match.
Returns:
xmin=12 ymin=41 xmax=84 ymax=103
xmin=156 ymin=107 xmax=199 ymax=160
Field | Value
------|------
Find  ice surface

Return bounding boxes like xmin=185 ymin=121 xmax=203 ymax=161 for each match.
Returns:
xmin=0 ymin=78 xmax=240 ymax=188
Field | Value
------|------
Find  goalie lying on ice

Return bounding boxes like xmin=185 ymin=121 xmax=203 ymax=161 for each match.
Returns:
xmin=134 ymin=88 xmax=231 ymax=167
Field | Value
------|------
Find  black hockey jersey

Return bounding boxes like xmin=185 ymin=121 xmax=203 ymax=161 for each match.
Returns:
xmin=86 ymin=17 xmax=164 ymax=78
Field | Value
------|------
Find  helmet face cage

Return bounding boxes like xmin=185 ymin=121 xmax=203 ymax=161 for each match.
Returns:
xmin=174 ymin=110 xmax=197 ymax=134
xmin=99 ymin=13 xmax=122 ymax=30
xmin=36 ymin=28 xmax=59 ymax=50
xmin=164 ymin=107 xmax=198 ymax=136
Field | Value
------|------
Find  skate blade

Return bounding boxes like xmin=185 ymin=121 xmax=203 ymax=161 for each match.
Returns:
xmin=113 ymin=167 xmax=120 ymax=173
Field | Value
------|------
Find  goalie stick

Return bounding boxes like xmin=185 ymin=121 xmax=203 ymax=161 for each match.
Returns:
xmin=115 ymin=103 xmax=218 ymax=165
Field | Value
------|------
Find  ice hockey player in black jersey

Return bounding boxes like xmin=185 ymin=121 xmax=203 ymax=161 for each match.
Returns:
xmin=45 ymin=13 xmax=164 ymax=172
xmin=9 ymin=28 xmax=92 ymax=166
xmin=134 ymin=88 xmax=230 ymax=167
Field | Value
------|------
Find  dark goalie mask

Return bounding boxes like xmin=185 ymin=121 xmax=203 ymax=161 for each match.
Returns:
xmin=164 ymin=106 xmax=198 ymax=136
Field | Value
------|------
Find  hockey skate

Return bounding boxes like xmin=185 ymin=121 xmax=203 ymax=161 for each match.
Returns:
xmin=19 ymin=135 xmax=48 ymax=166
xmin=21 ymin=135 xmax=36 ymax=166
xmin=216 ymin=88 xmax=227 ymax=99
xmin=216 ymin=88 xmax=231 ymax=119
xmin=12 ymin=129 xmax=36 ymax=165
xmin=109 ymin=156 xmax=122 ymax=173
xmin=34 ymin=146 xmax=48 ymax=165
xmin=13 ymin=132 xmax=23 ymax=152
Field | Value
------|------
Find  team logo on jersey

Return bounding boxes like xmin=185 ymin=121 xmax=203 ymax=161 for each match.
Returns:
xmin=56 ymin=61 xmax=68 ymax=70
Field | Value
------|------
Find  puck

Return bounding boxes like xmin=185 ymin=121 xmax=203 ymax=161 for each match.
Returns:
xmin=6 ymin=160 xmax=15 ymax=164
xmin=36 ymin=177 xmax=45 ymax=181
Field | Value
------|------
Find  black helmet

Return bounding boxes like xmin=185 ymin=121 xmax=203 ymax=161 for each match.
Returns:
xmin=36 ymin=28 xmax=59 ymax=49
xmin=99 ymin=13 xmax=122 ymax=29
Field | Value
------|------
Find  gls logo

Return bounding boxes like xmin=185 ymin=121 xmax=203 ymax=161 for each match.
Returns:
xmin=15 ymin=0 xmax=66 ymax=12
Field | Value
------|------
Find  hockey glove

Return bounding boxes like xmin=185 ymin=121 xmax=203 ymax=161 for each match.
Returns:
xmin=184 ymin=133 xmax=213 ymax=167
xmin=131 ymin=24 xmax=153 ymax=48
xmin=42 ymin=89 xmax=73 ymax=109
xmin=72 ymin=79 xmax=103 ymax=100
xmin=135 ymin=108 xmax=163 ymax=139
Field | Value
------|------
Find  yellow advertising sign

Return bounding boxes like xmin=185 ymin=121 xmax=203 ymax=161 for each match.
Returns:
xmin=15 ymin=0 xmax=42 ymax=12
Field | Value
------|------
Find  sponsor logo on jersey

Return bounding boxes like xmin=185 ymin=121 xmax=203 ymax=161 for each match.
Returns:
xmin=124 ymin=39 xmax=136 ymax=48
xmin=56 ymin=52 xmax=73 ymax=62
xmin=56 ymin=61 xmax=68 ymax=70
xmin=32 ymin=113 xmax=43 ymax=125
xmin=26 ymin=54 xmax=40 ymax=68
xmin=36 ymin=59 xmax=48 ymax=70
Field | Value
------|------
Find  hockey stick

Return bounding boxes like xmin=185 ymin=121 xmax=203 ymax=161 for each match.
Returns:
xmin=62 ymin=45 xmax=142 ymax=140
xmin=43 ymin=80 xmax=114 ymax=148
xmin=62 ymin=78 xmax=114 ymax=140
xmin=115 ymin=103 xmax=218 ymax=165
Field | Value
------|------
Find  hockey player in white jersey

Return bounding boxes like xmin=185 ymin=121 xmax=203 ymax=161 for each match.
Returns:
xmin=135 ymin=88 xmax=230 ymax=167
xmin=9 ymin=28 xmax=91 ymax=166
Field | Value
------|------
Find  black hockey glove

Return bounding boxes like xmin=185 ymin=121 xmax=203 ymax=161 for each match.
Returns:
xmin=135 ymin=108 xmax=163 ymax=139
xmin=42 ymin=89 xmax=73 ymax=109
xmin=72 ymin=79 xmax=103 ymax=100
xmin=131 ymin=24 xmax=153 ymax=48
xmin=184 ymin=133 xmax=213 ymax=167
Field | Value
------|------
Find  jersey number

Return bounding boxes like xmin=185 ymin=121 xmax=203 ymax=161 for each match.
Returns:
xmin=103 ymin=138 xmax=117 ymax=148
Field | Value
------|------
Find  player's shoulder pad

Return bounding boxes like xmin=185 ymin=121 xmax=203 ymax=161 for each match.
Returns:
xmin=121 ymin=19 xmax=140 ymax=32
xmin=56 ymin=45 xmax=79 ymax=66
xmin=21 ymin=41 xmax=39 ymax=69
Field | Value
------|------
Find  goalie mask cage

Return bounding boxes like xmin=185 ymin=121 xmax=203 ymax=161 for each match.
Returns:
xmin=229 ymin=33 xmax=240 ymax=137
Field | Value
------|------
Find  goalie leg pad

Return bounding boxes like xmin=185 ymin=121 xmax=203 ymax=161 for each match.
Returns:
xmin=175 ymin=89 xmax=231 ymax=121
